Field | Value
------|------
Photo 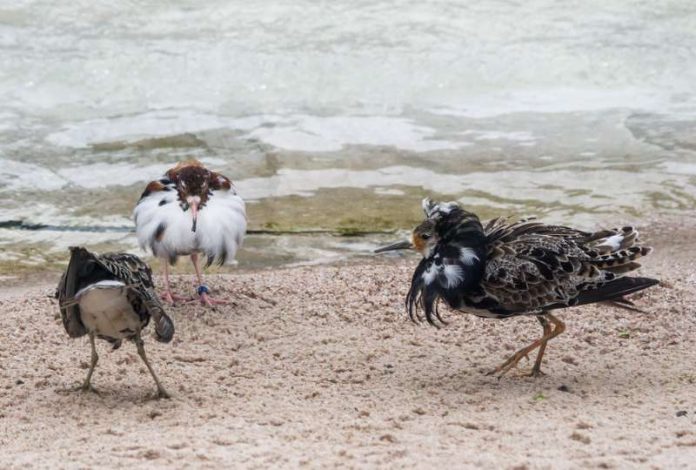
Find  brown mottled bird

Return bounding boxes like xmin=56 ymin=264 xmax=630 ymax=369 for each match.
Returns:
xmin=56 ymin=247 xmax=174 ymax=398
xmin=376 ymin=199 xmax=659 ymax=377
xmin=133 ymin=160 xmax=247 ymax=307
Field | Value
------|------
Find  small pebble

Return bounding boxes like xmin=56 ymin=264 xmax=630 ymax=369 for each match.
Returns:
xmin=676 ymin=410 xmax=687 ymax=417
xmin=570 ymin=432 xmax=591 ymax=444
xmin=557 ymin=385 xmax=570 ymax=393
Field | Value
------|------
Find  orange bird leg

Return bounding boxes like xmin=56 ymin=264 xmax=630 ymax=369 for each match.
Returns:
xmin=487 ymin=313 xmax=566 ymax=378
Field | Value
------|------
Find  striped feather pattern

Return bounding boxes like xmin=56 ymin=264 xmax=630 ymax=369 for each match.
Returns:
xmin=405 ymin=201 xmax=658 ymax=325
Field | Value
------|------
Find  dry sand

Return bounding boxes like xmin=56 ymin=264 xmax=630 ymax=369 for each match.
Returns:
xmin=1 ymin=219 xmax=695 ymax=469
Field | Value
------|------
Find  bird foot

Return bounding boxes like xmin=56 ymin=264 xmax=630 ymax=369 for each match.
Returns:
xmin=74 ymin=383 xmax=101 ymax=396
xmin=518 ymin=367 xmax=546 ymax=378
xmin=153 ymin=388 xmax=171 ymax=400
xmin=160 ymin=291 xmax=193 ymax=305
xmin=485 ymin=351 xmax=531 ymax=378
xmin=198 ymin=291 xmax=228 ymax=308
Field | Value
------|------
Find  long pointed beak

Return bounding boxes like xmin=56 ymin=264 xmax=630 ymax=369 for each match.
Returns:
xmin=190 ymin=201 xmax=199 ymax=232
xmin=374 ymin=240 xmax=413 ymax=253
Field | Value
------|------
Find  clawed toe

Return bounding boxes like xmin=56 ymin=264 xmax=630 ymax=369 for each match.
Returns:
xmin=160 ymin=291 xmax=193 ymax=305
xmin=486 ymin=351 xmax=531 ymax=378
xmin=199 ymin=292 xmax=228 ymax=307
xmin=74 ymin=383 xmax=101 ymax=395
xmin=151 ymin=388 xmax=170 ymax=400
xmin=529 ymin=368 xmax=546 ymax=378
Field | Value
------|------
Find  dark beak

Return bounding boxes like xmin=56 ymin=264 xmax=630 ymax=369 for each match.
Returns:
xmin=374 ymin=240 xmax=413 ymax=253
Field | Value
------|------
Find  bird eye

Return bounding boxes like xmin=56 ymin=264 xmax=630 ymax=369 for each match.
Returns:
xmin=422 ymin=233 xmax=431 ymax=240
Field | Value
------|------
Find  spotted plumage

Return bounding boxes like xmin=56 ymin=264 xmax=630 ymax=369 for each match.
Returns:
xmin=377 ymin=198 xmax=659 ymax=377
xmin=133 ymin=159 xmax=247 ymax=306
xmin=56 ymin=247 xmax=174 ymax=397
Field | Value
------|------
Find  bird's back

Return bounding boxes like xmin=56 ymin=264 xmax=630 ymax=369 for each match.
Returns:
xmin=57 ymin=248 xmax=174 ymax=343
xmin=476 ymin=218 xmax=656 ymax=314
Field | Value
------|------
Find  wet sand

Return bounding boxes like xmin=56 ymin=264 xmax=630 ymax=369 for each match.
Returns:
xmin=1 ymin=219 xmax=695 ymax=469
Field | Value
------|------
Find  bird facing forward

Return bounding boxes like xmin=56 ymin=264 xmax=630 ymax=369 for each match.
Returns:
xmin=376 ymin=199 xmax=659 ymax=377
xmin=56 ymin=247 xmax=174 ymax=398
xmin=133 ymin=160 xmax=247 ymax=307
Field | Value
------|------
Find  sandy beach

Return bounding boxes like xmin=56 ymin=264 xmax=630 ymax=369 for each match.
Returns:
xmin=3 ymin=1 xmax=696 ymax=468
xmin=0 ymin=218 xmax=695 ymax=469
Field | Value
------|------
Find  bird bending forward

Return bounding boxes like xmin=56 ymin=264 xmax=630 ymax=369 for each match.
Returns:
xmin=56 ymin=247 xmax=174 ymax=398
xmin=376 ymin=199 xmax=659 ymax=377
xmin=133 ymin=160 xmax=247 ymax=307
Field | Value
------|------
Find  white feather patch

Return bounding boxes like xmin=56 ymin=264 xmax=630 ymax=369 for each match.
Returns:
xmin=437 ymin=202 xmax=458 ymax=214
xmin=133 ymin=187 xmax=196 ymax=259
xmin=442 ymin=264 xmax=464 ymax=288
xmin=422 ymin=266 xmax=438 ymax=285
xmin=195 ymin=190 xmax=247 ymax=264
xmin=75 ymin=280 xmax=126 ymax=299
xmin=422 ymin=198 xmax=459 ymax=218
xmin=460 ymin=247 xmax=480 ymax=265
xmin=597 ymin=234 xmax=623 ymax=252
xmin=77 ymin=282 xmax=140 ymax=339
xmin=134 ymin=186 xmax=247 ymax=264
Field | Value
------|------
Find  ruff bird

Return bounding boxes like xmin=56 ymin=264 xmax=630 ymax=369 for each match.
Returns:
xmin=133 ymin=160 xmax=247 ymax=307
xmin=56 ymin=247 xmax=174 ymax=397
xmin=376 ymin=199 xmax=659 ymax=377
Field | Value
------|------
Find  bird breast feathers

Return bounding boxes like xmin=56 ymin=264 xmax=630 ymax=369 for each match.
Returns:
xmin=194 ymin=190 xmax=247 ymax=263
xmin=134 ymin=186 xmax=246 ymax=264
xmin=420 ymin=246 xmax=480 ymax=289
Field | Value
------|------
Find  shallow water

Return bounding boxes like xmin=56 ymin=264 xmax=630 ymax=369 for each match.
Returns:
xmin=1 ymin=1 xmax=696 ymax=272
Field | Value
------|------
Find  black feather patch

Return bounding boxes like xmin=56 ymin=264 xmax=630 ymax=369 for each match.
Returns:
xmin=154 ymin=223 xmax=166 ymax=241
xmin=150 ymin=223 xmax=167 ymax=255
xmin=551 ymin=277 xmax=658 ymax=310
xmin=218 ymin=244 xmax=228 ymax=267
xmin=405 ymin=208 xmax=487 ymax=327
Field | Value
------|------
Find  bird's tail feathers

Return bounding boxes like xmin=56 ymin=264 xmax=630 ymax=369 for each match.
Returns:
xmin=591 ymin=226 xmax=639 ymax=252
xmin=153 ymin=311 xmax=175 ymax=343
xmin=141 ymin=291 xmax=175 ymax=343
xmin=573 ymin=276 xmax=659 ymax=308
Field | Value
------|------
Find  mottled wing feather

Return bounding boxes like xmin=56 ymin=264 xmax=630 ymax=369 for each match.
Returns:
xmin=482 ymin=235 xmax=592 ymax=313
xmin=95 ymin=253 xmax=175 ymax=343
xmin=478 ymin=221 xmax=652 ymax=314
xmin=209 ymin=171 xmax=233 ymax=191
xmin=55 ymin=255 xmax=88 ymax=338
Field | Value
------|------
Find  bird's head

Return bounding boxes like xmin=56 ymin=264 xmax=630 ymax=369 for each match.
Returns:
xmin=375 ymin=197 xmax=452 ymax=258
xmin=374 ymin=198 xmax=482 ymax=259
xmin=171 ymin=163 xmax=213 ymax=232
xmin=374 ymin=219 xmax=439 ymax=258
xmin=411 ymin=219 xmax=439 ymax=257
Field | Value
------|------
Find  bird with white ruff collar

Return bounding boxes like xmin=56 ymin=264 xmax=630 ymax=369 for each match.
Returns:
xmin=134 ymin=160 xmax=247 ymax=307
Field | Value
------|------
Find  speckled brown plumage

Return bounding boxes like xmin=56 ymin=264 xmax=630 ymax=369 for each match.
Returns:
xmin=56 ymin=247 xmax=174 ymax=397
xmin=378 ymin=199 xmax=659 ymax=377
